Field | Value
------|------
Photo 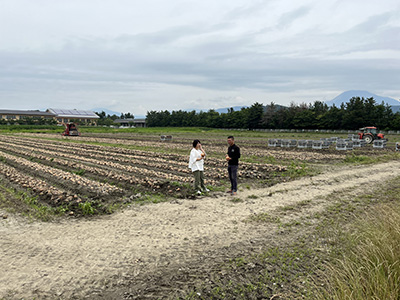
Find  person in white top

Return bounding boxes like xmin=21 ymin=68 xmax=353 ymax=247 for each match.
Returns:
xmin=188 ymin=139 xmax=209 ymax=195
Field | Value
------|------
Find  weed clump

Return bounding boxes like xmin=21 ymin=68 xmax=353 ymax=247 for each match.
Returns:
xmin=315 ymin=202 xmax=400 ymax=300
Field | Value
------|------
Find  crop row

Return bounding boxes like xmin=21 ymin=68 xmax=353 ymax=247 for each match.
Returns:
xmin=0 ymin=139 xmax=218 ymax=182
xmin=1 ymin=136 xmax=193 ymax=175
xmin=2 ymin=136 xmax=284 ymax=179
xmin=54 ymin=134 xmax=346 ymax=161
xmin=0 ymin=139 xmax=226 ymax=193
xmin=0 ymin=150 xmax=123 ymax=197
xmin=0 ymin=161 xmax=83 ymax=206
xmin=14 ymin=133 xmax=347 ymax=161
xmin=0 ymin=144 xmax=191 ymax=188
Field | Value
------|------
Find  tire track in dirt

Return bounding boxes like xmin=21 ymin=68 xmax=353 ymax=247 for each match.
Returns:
xmin=1 ymin=161 xmax=399 ymax=299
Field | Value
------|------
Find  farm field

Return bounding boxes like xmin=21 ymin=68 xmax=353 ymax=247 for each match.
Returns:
xmin=1 ymin=127 xmax=400 ymax=299
xmin=0 ymin=129 xmax=347 ymax=216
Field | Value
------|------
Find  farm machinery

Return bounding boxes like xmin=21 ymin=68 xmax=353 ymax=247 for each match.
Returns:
xmin=62 ymin=123 xmax=81 ymax=136
xmin=357 ymin=126 xmax=384 ymax=144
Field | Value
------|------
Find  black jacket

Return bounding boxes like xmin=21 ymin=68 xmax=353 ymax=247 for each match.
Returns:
xmin=227 ymin=144 xmax=240 ymax=165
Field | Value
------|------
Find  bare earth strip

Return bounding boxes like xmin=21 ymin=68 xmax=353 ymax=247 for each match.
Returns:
xmin=1 ymin=161 xmax=399 ymax=299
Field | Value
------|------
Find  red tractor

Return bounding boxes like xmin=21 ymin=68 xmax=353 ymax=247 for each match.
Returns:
xmin=358 ymin=127 xmax=384 ymax=144
xmin=62 ymin=123 xmax=81 ymax=136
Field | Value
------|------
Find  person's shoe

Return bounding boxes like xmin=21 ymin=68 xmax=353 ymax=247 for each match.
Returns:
xmin=226 ymin=190 xmax=232 ymax=193
xmin=203 ymin=188 xmax=210 ymax=192
xmin=232 ymin=191 xmax=237 ymax=196
xmin=196 ymin=190 xmax=202 ymax=195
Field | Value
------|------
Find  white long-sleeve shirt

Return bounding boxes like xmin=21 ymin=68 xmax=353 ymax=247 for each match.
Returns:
xmin=188 ymin=148 xmax=204 ymax=172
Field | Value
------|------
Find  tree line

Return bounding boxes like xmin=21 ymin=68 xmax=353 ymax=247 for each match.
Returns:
xmin=146 ymin=97 xmax=400 ymax=130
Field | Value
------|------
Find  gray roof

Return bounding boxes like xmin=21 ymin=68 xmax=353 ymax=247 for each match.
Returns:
xmin=114 ymin=118 xmax=135 ymax=123
xmin=114 ymin=118 xmax=146 ymax=124
xmin=0 ymin=109 xmax=55 ymax=117
xmin=47 ymin=108 xmax=99 ymax=119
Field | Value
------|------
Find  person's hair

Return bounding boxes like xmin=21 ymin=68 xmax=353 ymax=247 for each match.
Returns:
xmin=227 ymin=136 xmax=234 ymax=140
xmin=193 ymin=139 xmax=201 ymax=148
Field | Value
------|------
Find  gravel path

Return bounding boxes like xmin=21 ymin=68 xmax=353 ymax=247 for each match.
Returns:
xmin=1 ymin=161 xmax=399 ymax=299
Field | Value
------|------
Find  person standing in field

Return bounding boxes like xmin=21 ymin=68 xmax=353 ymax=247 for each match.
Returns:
xmin=226 ymin=136 xmax=240 ymax=195
xmin=189 ymin=139 xmax=209 ymax=195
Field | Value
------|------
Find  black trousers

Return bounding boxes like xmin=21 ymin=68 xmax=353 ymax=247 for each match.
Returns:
xmin=228 ymin=165 xmax=238 ymax=192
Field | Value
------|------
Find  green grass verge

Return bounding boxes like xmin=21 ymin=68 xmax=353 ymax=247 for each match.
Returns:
xmin=0 ymin=124 xmax=61 ymax=133
xmin=314 ymin=203 xmax=400 ymax=300
xmin=343 ymin=151 xmax=400 ymax=164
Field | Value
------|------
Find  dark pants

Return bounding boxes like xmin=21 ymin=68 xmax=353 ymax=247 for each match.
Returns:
xmin=193 ymin=170 xmax=205 ymax=192
xmin=228 ymin=165 xmax=238 ymax=192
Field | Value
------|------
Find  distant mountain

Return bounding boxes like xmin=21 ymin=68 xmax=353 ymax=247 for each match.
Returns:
xmin=326 ymin=90 xmax=400 ymax=107
xmin=184 ymin=106 xmax=248 ymax=114
xmin=213 ymin=104 xmax=288 ymax=113
xmin=91 ymin=108 xmax=122 ymax=116
xmin=391 ymin=106 xmax=400 ymax=114
xmin=264 ymin=103 xmax=287 ymax=112
xmin=214 ymin=106 xmax=248 ymax=113
xmin=92 ymin=108 xmax=146 ymax=119
xmin=186 ymin=105 xmax=290 ymax=114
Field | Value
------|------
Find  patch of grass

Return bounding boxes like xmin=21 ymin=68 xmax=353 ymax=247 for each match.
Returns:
xmin=297 ymin=199 xmax=312 ymax=207
xmin=72 ymin=169 xmax=86 ymax=176
xmin=243 ymin=154 xmax=277 ymax=164
xmin=280 ymin=204 xmax=296 ymax=211
xmin=78 ymin=201 xmax=95 ymax=215
xmin=209 ymin=183 xmax=226 ymax=193
xmin=344 ymin=152 xmax=400 ymax=165
xmin=247 ymin=194 xmax=259 ymax=199
xmin=137 ymin=193 xmax=169 ymax=204
xmin=344 ymin=153 xmax=374 ymax=164
xmin=103 ymin=203 xmax=123 ymax=214
xmin=284 ymin=161 xmax=313 ymax=178
xmin=230 ymin=197 xmax=243 ymax=203
xmin=246 ymin=212 xmax=281 ymax=224
xmin=281 ymin=219 xmax=301 ymax=228
xmin=28 ymin=156 xmax=40 ymax=163
xmin=278 ymin=200 xmax=312 ymax=214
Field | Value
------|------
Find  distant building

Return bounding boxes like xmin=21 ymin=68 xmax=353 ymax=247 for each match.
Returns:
xmin=113 ymin=118 xmax=146 ymax=128
xmin=0 ymin=108 xmax=145 ymax=127
xmin=114 ymin=118 xmax=135 ymax=127
xmin=134 ymin=118 xmax=146 ymax=128
xmin=0 ymin=109 xmax=56 ymax=121
xmin=47 ymin=108 xmax=100 ymax=125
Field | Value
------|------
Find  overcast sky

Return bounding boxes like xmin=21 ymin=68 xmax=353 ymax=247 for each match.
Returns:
xmin=0 ymin=0 xmax=399 ymax=116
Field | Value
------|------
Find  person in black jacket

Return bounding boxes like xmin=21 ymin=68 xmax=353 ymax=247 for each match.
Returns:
xmin=226 ymin=136 xmax=240 ymax=195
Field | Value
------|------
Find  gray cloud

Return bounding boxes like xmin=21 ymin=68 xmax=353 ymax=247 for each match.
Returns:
xmin=276 ymin=6 xmax=312 ymax=29
xmin=0 ymin=0 xmax=398 ymax=115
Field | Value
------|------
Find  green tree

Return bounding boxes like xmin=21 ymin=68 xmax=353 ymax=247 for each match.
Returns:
xmin=204 ymin=109 xmax=221 ymax=128
xmin=292 ymin=108 xmax=316 ymax=129
xmin=246 ymin=102 xmax=264 ymax=129
xmin=320 ymin=105 xmax=343 ymax=129
xmin=342 ymin=97 xmax=366 ymax=129
xmin=261 ymin=102 xmax=280 ymax=128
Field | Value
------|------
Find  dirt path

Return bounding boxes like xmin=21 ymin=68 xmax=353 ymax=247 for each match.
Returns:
xmin=1 ymin=161 xmax=399 ymax=299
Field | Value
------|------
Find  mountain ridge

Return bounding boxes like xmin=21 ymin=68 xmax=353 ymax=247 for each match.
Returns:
xmin=325 ymin=90 xmax=400 ymax=106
